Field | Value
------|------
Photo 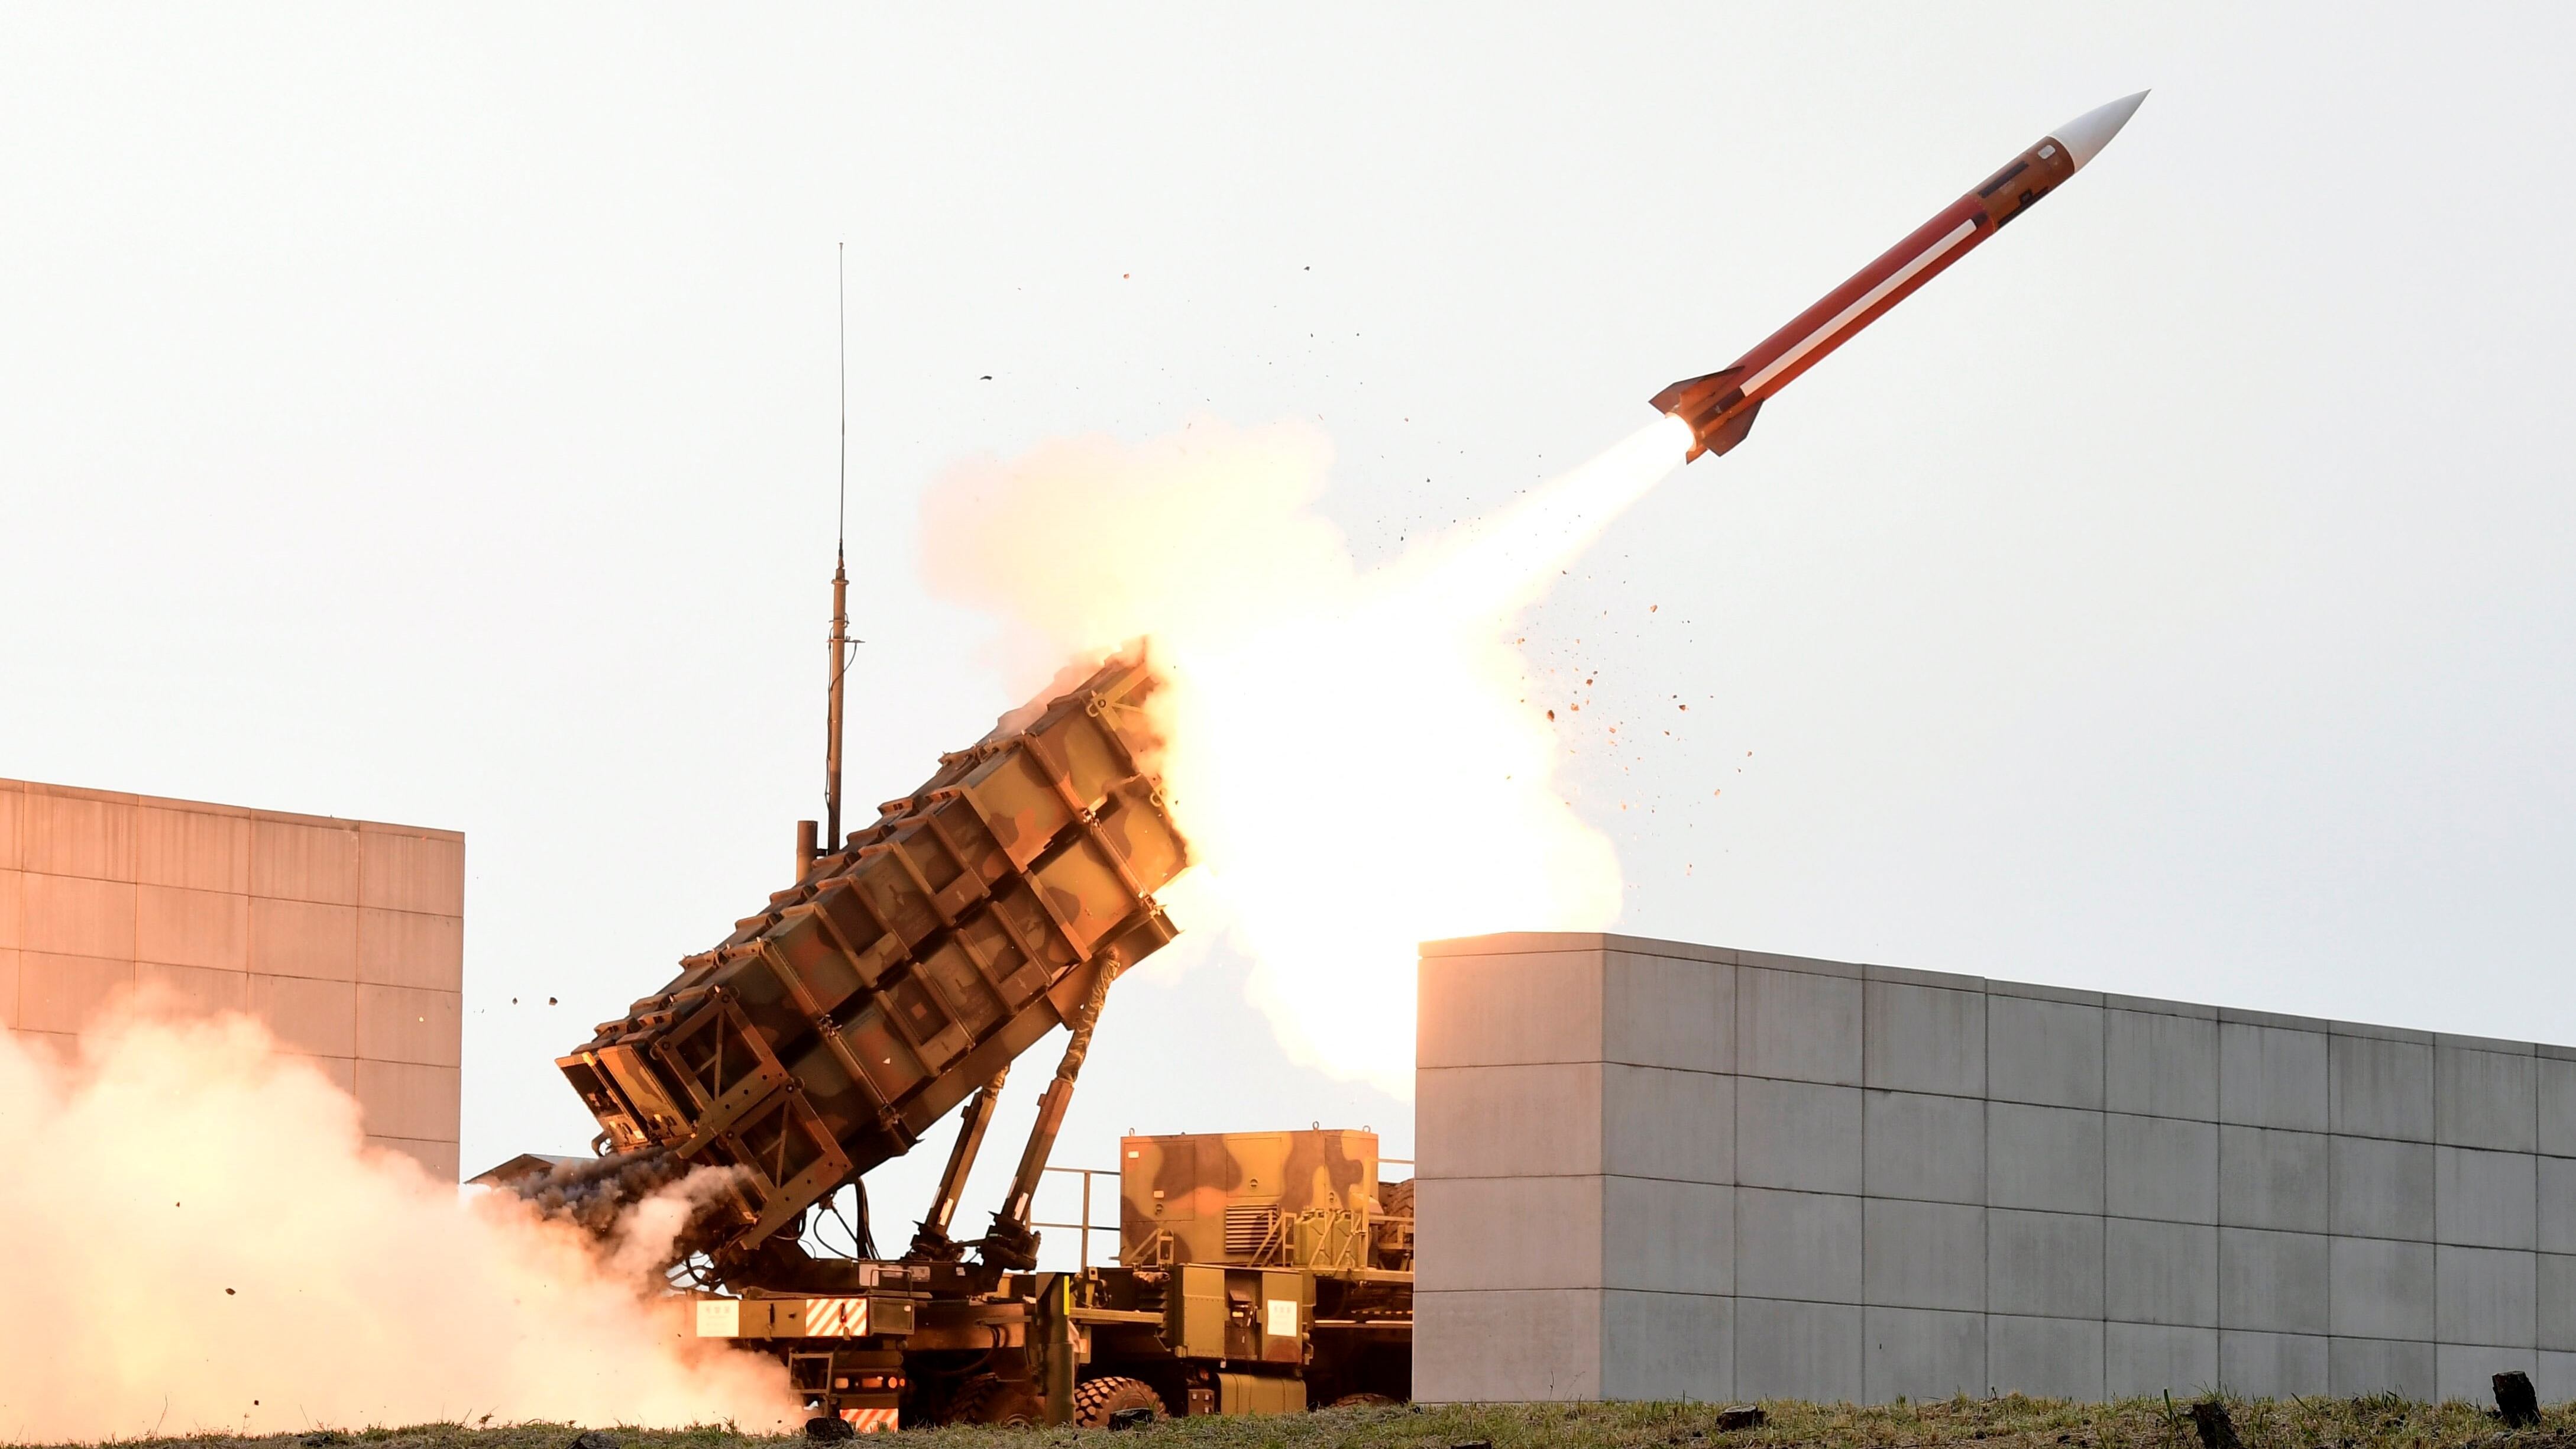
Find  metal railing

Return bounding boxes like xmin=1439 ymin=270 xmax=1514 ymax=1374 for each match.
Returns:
xmin=1031 ymin=1159 xmax=1414 ymax=1272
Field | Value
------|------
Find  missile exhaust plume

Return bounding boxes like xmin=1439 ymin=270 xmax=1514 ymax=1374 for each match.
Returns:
xmin=0 ymin=1008 xmax=797 ymax=1440
xmin=924 ymin=416 xmax=1692 ymax=1092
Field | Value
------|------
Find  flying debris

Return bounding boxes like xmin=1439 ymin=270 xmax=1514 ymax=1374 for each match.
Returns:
xmin=1653 ymin=92 xmax=2149 ymax=460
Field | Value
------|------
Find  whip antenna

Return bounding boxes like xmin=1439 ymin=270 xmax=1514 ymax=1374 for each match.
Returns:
xmin=825 ymin=244 xmax=853 ymax=856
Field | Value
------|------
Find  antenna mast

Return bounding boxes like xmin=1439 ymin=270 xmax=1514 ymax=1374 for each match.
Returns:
xmin=826 ymin=244 xmax=852 ymax=855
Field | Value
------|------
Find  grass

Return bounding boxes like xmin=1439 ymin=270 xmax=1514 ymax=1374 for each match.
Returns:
xmin=14 ymin=1394 xmax=2574 ymax=1449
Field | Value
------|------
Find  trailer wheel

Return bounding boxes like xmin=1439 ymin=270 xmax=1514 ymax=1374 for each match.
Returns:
xmin=1072 ymin=1376 xmax=1166 ymax=1427
xmin=944 ymin=1374 xmax=1042 ymax=1427
xmin=1327 ymin=1393 xmax=1397 ymax=1408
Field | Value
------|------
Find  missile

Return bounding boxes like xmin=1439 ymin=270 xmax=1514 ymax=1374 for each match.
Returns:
xmin=1653 ymin=91 xmax=2148 ymax=460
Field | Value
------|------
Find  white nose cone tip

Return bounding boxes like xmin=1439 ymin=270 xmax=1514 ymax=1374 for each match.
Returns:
xmin=2050 ymin=90 xmax=2150 ymax=172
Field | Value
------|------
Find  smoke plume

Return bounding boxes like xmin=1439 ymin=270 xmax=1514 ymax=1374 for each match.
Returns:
xmin=0 ymin=1009 xmax=797 ymax=1441
xmin=923 ymin=415 xmax=1691 ymax=1092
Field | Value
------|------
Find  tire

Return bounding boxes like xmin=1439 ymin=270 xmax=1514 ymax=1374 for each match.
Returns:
xmin=1378 ymin=1179 xmax=1413 ymax=1218
xmin=1326 ymin=1393 xmax=1397 ymax=1409
xmin=944 ymin=1374 xmax=1043 ymax=1427
xmin=1073 ymin=1376 xmax=1167 ymax=1428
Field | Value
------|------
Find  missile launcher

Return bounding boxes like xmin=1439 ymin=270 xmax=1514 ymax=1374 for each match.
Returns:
xmin=554 ymin=654 xmax=1189 ymax=1264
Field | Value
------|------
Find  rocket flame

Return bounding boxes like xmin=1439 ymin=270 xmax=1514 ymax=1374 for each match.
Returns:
xmin=924 ymin=415 xmax=1691 ymax=1092
xmin=0 ymin=1009 xmax=797 ymax=1440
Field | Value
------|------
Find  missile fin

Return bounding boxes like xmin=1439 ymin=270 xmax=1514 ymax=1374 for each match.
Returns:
xmin=1703 ymin=397 xmax=1763 ymax=456
xmin=1649 ymin=365 xmax=1744 ymax=415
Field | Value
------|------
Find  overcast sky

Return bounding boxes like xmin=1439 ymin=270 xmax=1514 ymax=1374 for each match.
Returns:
xmin=5 ymin=5 xmax=2571 ymax=1255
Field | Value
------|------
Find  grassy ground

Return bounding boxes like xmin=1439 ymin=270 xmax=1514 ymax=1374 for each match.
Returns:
xmin=23 ymin=1395 xmax=2576 ymax=1449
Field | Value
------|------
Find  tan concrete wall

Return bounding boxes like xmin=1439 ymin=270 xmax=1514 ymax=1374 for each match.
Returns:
xmin=0 ymin=778 xmax=463 ymax=1181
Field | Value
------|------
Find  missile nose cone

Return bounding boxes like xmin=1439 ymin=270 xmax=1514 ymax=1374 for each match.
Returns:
xmin=2050 ymin=90 xmax=2150 ymax=172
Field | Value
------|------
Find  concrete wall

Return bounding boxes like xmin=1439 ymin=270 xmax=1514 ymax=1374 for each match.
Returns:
xmin=0 ymin=778 xmax=464 ymax=1180
xmin=1416 ymin=932 xmax=2576 ymax=1405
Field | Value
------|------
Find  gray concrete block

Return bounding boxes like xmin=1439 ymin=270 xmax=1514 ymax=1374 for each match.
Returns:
xmin=2108 ymin=1218 xmax=2219 ymax=1327
xmin=2219 ymin=1330 xmax=2329 ymax=1398
xmin=2333 ymin=1134 xmax=2436 ymax=1241
xmin=1603 ymin=1178 xmax=1733 ymax=1296
xmin=2220 ymin=1022 xmax=2331 ymax=1131
xmin=1416 ymin=1063 xmax=1601 ymax=1179
xmin=2219 ymin=1124 xmax=2330 ymax=1232
xmin=1736 ymin=1077 xmax=1863 ymax=1194
xmin=1602 ymin=1064 xmax=1733 ymax=1185
xmin=2108 ymin=1113 xmax=2217 ymax=1223
xmin=1865 ymin=1090 xmax=1985 ymax=1205
xmin=2332 ymin=1034 xmax=2435 ymax=1140
xmin=2219 ymin=1227 xmax=2331 ymax=1334
xmin=2438 ymin=1246 xmax=2536 ymax=1348
xmin=2542 ymin=1159 xmax=2576 ymax=1254
xmin=1989 ymin=1102 xmax=2106 ymax=1214
xmin=1865 ymin=1198 xmax=1985 ymax=1311
xmin=2439 ymin=1344 xmax=2537 ymax=1405
xmin=2540 ymin=1349 xmax=2576 ymax=1403
xmin=2104 ymin=1321 xmax=2220 ymax=1397
xmin=1415 ymin=1176 xmax=1601 ymax=1290
xmin=1989 ymin=1208 xmax=2105 ymax=1319
xmin=2435 ymin=1146 xmax=2536 ymax=1249
xmin=1989 ymin=995 xmax=2104 ymax=1110
xmin=1414 ymin=1289 xmax=1600 ymax=1401
xmin=1736 ymin=1187 xmax=1862 ymax=1304
xmin=1418 ymin=949 xmax=1604 ymax=1068
xmin=1738 ymin=966 xmax=1863 ymax=1086
xmin=2106 ymin=1007 xmax=2219 ymax=1121
xmin=1601 ymin=1289 xmax=1732 ymax=1401
xmin=2438 ymin=1046 xmax=2537 ymax=1153
xmin=2334 ymin=1236 xmax=2437 ymax=1340
xmin=1733 ymin=1296 xmax=1863 ymax=1403
xmin=2538 ymin=1253 xmax=2576 ymax=1351
xmin=1865 ymin=1306 xmax=1985 ymax=1404
xmin=2329 ymin=1335 xmax=2438 ymax=1399
xmin=1865 ymin=981 xmax=1985 ymax=1097
xmin=1604 ymin=950 xmax=1733 ymax=1075
xmin=2542 ymin=1059 xmax=2576 ymax=1157
xmin=1988 ymin=1315 xmax=2105 ymax=1400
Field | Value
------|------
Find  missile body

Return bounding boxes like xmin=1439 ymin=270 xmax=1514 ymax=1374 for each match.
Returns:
xmin=1654 ymin=92 xmax=2148 ymax=460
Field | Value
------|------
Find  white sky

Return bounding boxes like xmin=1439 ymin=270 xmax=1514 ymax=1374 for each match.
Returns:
xmin=5 ymin=5 xmax=2572 ymax=1260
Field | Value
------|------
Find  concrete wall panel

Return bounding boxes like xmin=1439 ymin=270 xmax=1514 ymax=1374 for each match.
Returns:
xmin=357 ymin=984 xmax=462 ymax=1069
xmin=2108 ymin=1218 xmax=2219 ymax=1328
xmin=22 ymin=792 xmax=134 ymax=881
xmin=1735 ymin=1188 xmax=1861 ymax=1304
xmin=2541 ymin=1060 xmax=2576 ymax=1158
xmin=2334 ymin=1136 xmax=2435 ymax=1240
xmin=1866 ymin=1091 xmax=1985 ymax=1205
xmin=250 ymin=897 xmax=358 ymax=982
xmin=2334 ymin=1236 xmax=2437 ymax=1341
xmin=1989 ymin=1102 xmax=2104 ymax=1214
xmin=1416 ymin=1063 xmax=1601 ymax=1178
xmin=250 ymin=819 xmax=358 ymax=905
xmin=1864 ymin=1306 xmax=1983 ymax=1404
xmin=1989 ymin=995 xmax=2103 ymax=1110
xmin=1988 ymin=1315 xmax=2105 ymax=1399
xmin=1601 ymin=1290 xmax=1730 ymax=1402
xmin=20 ymin=874 xmax=134 ymax=960
xmin=1864 ymin=982 xmax=1984 ymax=1097
xmin=2436 ymin=1246 xmax=2536 ymax=1348
xmin=1864 ymin=1199 xmax=1984 ymax=1311
xmin=1989 ymin=1208 xmax=2105 ymax=1319
xmin=2538 ymin=1254 xmax=2576 ymax=1352
xmin=2436 ymin=1146 xmax=2536 ymax=1249
xmin=16 ymin=951 xmax=132 ymax=1033
xmin=355 ymin=907 xmax=463 ymax=991
xmin=1418 ymin=950 xmax=1604 ymax=1068
xmin=1733 ymin=1297 xmax=1862 ymax=1403
xmin=1604 ymin=950 xmax=1731 ymax=1074
xmin=1415 ymin=1176 xmax=1603 ymax=1290
xmin=2333 ymin=1035 xmax=2435 ymax=1141
xmin=1603 ymin=1178 xmax=1732 ymax=1296
xmin=1736 ymin=1077 xmax=1861 ymax=1194
xmin=2105 ymin=1322 xmax=2218 ymax=1398
xmin=2438 ymin=1047 xmax=2537 ymax=1153
xmin=2329 ymin=1335 xmax=2437 ymax=1399
xmin=136 ymin=884 xmax=247 ymax=971
xmin=2219 ymin=1125 xmax=2329 ymax=1232
xmin=136 ymin=960 xmax=248 ymax=1017
xmin=2107 ymin=1008 xmax=2218 ymax=1121
xmin=250 ymin=972 xmax=356 ymax=1058
xmin=2219 ymin=1329 xmax=2328 ymax=1398
xmin=1416 ymin=1289 xmax=1600 ymax=1402
xmin=354 ymin=1059 xmax=461 ymax=1142
xmin=357 ymin=828 xmax=465 ymax=916
xmin=2218 ymin=1228 xmax=2331 ymax=1335
xmin=2541 ymin=1160 xmax=2576 ymax=1254
xmin=2221 ymin=1023 xmax=2330 ymax=1131
xmin=2439 ymin=1344 xmax=2538 ymax=1405
xmin=1737 ymin=967 xmax=1861 ymax=1086
xmin=1602 ymin=1065 xmax=1730 ymax=1185
xmin=2108 ymin=1114 xmax=2217 ymax=1223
